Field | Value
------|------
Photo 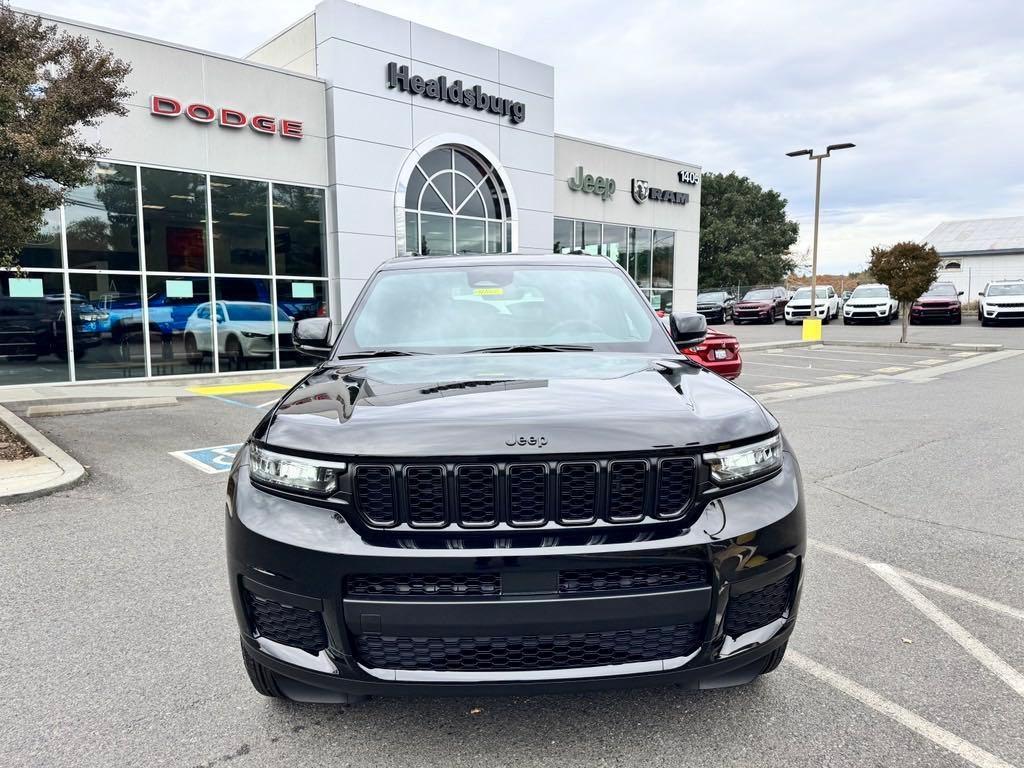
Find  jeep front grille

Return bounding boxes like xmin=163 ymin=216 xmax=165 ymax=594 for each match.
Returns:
xmin=352 ymin=456 xmax=697 ymax=530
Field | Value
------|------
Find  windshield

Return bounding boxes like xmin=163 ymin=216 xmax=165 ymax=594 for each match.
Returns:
xmin=793 ymin=287 xmax=828 ymax=299
xmin=921 ymin=284 xmax=957 ymax=298
xmin=223 ymin=303 xmax=290 ymax=322
xmin=986 ymin=283 xmax=1024 ymax=297
xmin=851 ymin=286 xmax=889 ymax=299
xmin=743 ymin=289 xmax=773 ymax=301
xmin=697 ymin=292 xmax=727 ymax=302
xmin=338 ymin=265 xmax=674 ymax=355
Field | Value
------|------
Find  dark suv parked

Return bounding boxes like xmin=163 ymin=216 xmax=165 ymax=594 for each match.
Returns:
xmin=226 ymin=253 xmax=806 ymax=703
xmin=733 ymin=287 xmax=788 ymax=324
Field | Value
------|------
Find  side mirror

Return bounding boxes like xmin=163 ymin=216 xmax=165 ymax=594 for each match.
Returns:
xmin=978 ymin=292 xmax=984 ymax=297
xmin=957 ymin=291 xmax=964 ymax=296
xmin=668 ymin=310 xmax=707 ymax=348
xmin=292 ymin=317 xmax=333 ymax=359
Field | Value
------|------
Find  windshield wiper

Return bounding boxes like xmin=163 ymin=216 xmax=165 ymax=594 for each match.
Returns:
xmin=463 ymin=344 xmax=595 ymax=354
xmin=334 ymin=350 xmax=424 ymax=360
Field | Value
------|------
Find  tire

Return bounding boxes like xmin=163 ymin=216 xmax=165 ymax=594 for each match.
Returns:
xmin=184 ymin=334 xmax=202 ymax=365
xmin=224 ymin=335 xmax=244 ymax=370
xmin=784 ymin=319 xmax=793 ymax=325
xmin=760 ymin=640 xmax=788 ymax=675
xmin=842 ymin=316 xmax=851 ymax=325
xmin=953 ymin=314 xmax=962 ymax=325
xmin=241 ymin=639 xmax=283 ymax=698
xmin=982 ymin=317 xmax=992 ymax=327
xmin=823 ymin=312 xmax=831 ymax=325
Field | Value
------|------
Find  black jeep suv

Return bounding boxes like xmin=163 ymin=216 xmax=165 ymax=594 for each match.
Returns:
xmin=226 ymin=253 xmax=806 ymax=703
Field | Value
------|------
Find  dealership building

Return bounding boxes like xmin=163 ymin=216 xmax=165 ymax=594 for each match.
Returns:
xmin=3 ymin=0 xmax=701 ymax=387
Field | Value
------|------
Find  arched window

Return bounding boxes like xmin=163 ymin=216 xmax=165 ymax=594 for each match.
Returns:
xmin=943 ymin=261 xmax=961 ymax=270
xmin=403 ymin=146 xmax=511 ymax=255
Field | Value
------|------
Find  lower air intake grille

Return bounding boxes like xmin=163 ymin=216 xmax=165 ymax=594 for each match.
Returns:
xmin=245 ymin=592 xmax=328 ymax=655
xmin=724 ymin=573 xmax=795 ymax=636
xmin=559 ymin=563 xmax=707 ymax=594
xmin=347 ymin=572 xmax=501 ymax=597
xmin=356 ymin=624 xmax=702 ymax=672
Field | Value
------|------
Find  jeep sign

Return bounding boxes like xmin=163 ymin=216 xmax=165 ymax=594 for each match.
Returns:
xmin=567 ymin=166 xmax=616 ymax=200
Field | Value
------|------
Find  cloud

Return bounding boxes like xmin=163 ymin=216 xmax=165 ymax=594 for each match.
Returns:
xmin=21 ymin=0 xmax=1024 ymax=273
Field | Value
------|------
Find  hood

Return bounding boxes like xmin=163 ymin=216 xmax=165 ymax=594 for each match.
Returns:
xmin=914 ymin=297 xmax=959 ymax=306
xmin=737 ymin=300 xmax=773 ymax=307
xmin=846 ymin=297 xmax=888 ymax=307
xmin=262 ymin=353 xmax=776 ymax=458
xmin=786 ymin=297 xmax=825 ymax=308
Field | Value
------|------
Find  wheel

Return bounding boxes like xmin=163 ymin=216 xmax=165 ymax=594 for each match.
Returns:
xmin=823 ymin=311 xmax=831 ymax=325
xmin=768 ymin=312 xmax=776 ymax=324
xmin=241 ymin=639 xmax=283 ymax=698
xmin=842 ymin=316 xmax=851 ymax=325
xmin=184 ymin=334 xmax=202 ymax=365
xmin=953 ymin=314 xmax=962 ymax=325
xmin=784 ymin=320 xmax=793 ymax=326
xmin=982 ymin=317 xmax=992 ymax=327
xmin=224 ymin=335 xmax=244 ymax=369
xmin=760 ymin=640 xmax=788 ymax=674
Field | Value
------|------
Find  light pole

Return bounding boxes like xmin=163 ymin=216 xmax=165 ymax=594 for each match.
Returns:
xmin=786 ymin=143 xmax=855 ymax=322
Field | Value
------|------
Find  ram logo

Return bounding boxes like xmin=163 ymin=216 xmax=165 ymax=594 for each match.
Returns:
xmin=631 ymin=178 xmax=650 ymax=204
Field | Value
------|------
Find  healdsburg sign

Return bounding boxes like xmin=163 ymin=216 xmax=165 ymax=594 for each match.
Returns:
xmin=386 ymin=63 xmax=527 ymax=124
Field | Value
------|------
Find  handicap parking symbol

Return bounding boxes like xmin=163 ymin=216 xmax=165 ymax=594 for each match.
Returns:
xmin=170 ymin=443 xmax=243 ymax=474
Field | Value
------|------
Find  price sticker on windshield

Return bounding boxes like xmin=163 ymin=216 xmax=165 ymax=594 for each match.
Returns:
xmin=473 ymin=287 xmax=504 ymax=296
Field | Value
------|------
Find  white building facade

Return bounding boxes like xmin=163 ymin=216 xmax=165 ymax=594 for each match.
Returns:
xmin=3 ymin=0 xmax=701 ymax=387
xmin=923 ymin=217 xmax=1024 ymax=299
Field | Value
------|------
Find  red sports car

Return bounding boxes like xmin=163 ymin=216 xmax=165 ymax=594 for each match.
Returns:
xmin=678 ymin=328 xmax=742 ymax=380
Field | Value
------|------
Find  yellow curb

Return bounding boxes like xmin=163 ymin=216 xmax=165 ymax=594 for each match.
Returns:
xmin=188 ymin=382 xmax=290 ymax=396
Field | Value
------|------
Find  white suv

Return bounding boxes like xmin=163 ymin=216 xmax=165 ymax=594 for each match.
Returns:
xmin=843 ymin=283 xmax=899 ymax=324
xmin=784 ymin=285 xmax=840 ymax=324
xmin=978 ymin=280 xmax=1024 ymax=326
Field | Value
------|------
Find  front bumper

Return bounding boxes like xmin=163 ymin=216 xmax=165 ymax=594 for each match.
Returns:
xmin=911 ymin=305 xmax=960 ymax=322
xmin=226 ymin=448 xmax=805 ymax=698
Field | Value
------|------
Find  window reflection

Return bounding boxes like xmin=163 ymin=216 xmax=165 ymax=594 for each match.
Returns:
xmin=653 ymin=230 xmax=674 ymax=290
xmin=273 ymin=185 xmax=325 ymax=276
xmin=212 ymin=277 xmax=276 ymax=371
xmin=276 ymin=279 xmax=326 ymax=368
xmin=553 ymin=218 xmax=573 ymax=253
xmin=68 ymin=273 xmax=145 ymax=380
xmin=146 ymin=275 xmax=212 ymax=376
xmin=142 ymin=169 xmax=208 ymax=273
xmin=19 ymin=209 xmax=62 ymax=269
xmin=456 ymin=218 xmax=486 ymax=254
xmin=631 ymin=227 xmax=652 ymax=288
xmin=212 ymin=177 xmax=269 ymax=274
xmin=602 ymin=224 xmax=627 ymax=267
xmin=65 ymin=163 xmax=140 ymax=270
xmin=0 ymin=271 xmax=70 ymax=385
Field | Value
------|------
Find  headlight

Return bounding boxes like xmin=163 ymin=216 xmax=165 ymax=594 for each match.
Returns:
xmin=242 ymin=331 xmax=271 ymax=338
xmin=703 ymin=435 xmax=783 ymax=485
xmin=249 ymin=444 xmax=346 ymax=494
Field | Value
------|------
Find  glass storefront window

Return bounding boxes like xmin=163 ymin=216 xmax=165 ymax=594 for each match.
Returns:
xmin=653 ymin=230 xmax=675 ymax=290
xmin=19 ymin=209 xmax=63 ymax=269
xmin=213 ymin=277 xmax=276 ymax=371
xmin=456 ymin=218 xmax=486 ymax=254
xmin=212 ymin=177 xmax=269 ymax=275
xmin=65 ymin=163 xmax=140 ymax=270
xmin=404 ymin=145 xmax=511 ymax=255
xmin=276 ymin=279 xmax=327 ymax=369
xmin=576 ymin=221 xmax=601 ymax=256
xmin=141 ymin=168 xmax=208 ymax=273
xmin=630 ymin=227 xmax=652 ymax=288
xmin=553 ymin=218 xmax=573 ymax=253
xmin=420 ymin=213 xmax=453 ymax=255
xmin=146 ymin=275 xmax=212 ymax=376
xmin=0 ymin=271 xmax=70 ymax=385
xmin=273 ymin=185 xmax=326 ymax=276
xmin=602 ymin=224 xmax=628 ymax=267
xmin=68 ymin=273 xmax=145 ymax=380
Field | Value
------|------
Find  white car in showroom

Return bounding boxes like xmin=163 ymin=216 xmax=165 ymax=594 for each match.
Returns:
xmin=183 ymin=301 xmax=293 ymax=366
xmin=784 ymin=285 xmax=840 ymax=324
xmin=978 ymin=280 xmax=1024 ymax=326
xmin=842 ymin=283 xmax=900 ymax=324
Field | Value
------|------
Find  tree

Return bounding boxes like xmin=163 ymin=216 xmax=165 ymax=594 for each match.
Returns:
xmin=699 ymin=172 xmax=800 ymax=289
xmin=868 ymin=241 xmax=941 ymax=343
xmin=0 ymin=4 xmax=131 ymax=269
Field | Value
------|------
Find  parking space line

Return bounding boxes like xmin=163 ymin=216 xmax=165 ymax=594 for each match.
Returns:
xmin=744 ymin=360 xmax=863 ymax=373
xmin=912 ymin=358 xmax=947 ymax=366
xmin=808 ymin=347 xmax=954 ymax=359
xmin=873 ymin=366 xmax=911 ymax=374
xmin=789 ymin=651 xmax=1016 ymax=768
xmin=870 ymin=563 xmax=1024 ymax=700
xmin=257 ymin=398 xmax=281 ymax=408
xmin=755 ymin=352 xmax=906 ymax=365
xmin=894 ymin=570 xmax=1024 ymax=622
xmin=951 ymin=351 xmax=981 ymax=357
xmin=819 ymin=373 xmax=861 ymax=381
xmin=757 ymin=381 xmax=811 ymax=390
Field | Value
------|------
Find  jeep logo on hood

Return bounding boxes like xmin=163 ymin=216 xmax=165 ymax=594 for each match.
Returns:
xmin=506 ymin=434 xmax=548 ymax=447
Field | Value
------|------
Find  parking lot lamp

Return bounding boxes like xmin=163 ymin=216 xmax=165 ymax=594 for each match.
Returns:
xmin=786 ymin=143 xmax=855 ymax=321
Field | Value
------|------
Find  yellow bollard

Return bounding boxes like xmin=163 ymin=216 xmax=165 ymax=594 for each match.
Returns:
xmin=801 ymin=318 xmax=822 ymax=341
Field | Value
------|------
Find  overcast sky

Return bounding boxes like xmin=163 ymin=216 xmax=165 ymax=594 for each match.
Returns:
xmin=26 ymin=0 xmax=1024 ymax=274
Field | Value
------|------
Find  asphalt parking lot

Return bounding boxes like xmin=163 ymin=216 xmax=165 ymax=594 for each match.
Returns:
xmin=2 ymin=344 xmax=1023 ymax=767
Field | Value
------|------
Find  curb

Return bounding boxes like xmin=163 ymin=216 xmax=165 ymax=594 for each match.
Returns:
xmin=0 ymin=404 xmax=86 ymax=503
xmin=26 ymin=397 xmax=179 ymax=418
